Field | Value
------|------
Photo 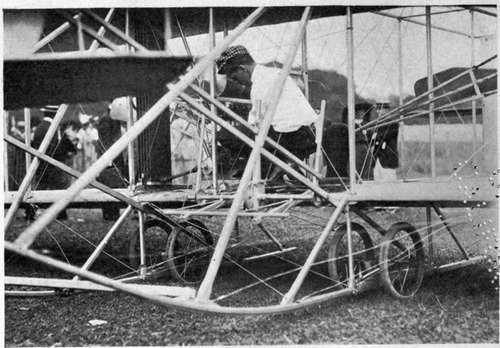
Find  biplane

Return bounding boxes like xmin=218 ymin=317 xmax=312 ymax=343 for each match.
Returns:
xmin=3 ymin=4 xmax=498 ymax=315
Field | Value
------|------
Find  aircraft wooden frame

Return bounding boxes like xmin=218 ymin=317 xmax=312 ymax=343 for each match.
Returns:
xmin=3 ymin=5 xmax=498 ymax=314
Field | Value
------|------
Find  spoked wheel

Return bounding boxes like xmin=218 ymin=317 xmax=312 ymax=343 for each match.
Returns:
xmin=166 ymin=219 xmax=214 ymax=284
xmin=128 ymin=218 xmax=172 ymax=279
xmin=327 ymin=222 xmax=376 ymax=287
xmin=379 ymin=222 xmax=425 ymax=298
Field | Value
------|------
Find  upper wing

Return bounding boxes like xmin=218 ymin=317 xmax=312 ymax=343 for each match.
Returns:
xmin=4 ymin=52 xmax=192 ymax=110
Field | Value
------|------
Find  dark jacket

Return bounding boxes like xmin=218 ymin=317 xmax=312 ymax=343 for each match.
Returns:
xmin=323 ymin=123 xmax=374 ymax=180
xmin=372 ymin=123 xmax=399 ymax=169
xmin=96 ymin=115 xmax=127 ymax=188
xmin=32 ymin=119 xmax=76 ymax=189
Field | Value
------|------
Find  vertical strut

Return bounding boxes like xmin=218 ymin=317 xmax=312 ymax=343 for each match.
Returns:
xmin=24 ymin=108 xmax=32 ymax=194
xmin=426 ymin=205 xmax=434 ymax=264
xmin=209 ymin=8 xmax=218 ymax=194
xmin=196 ymin=7 xmax=312 ymax=302
xmin=346 ymin=6 xmax=357 ymax=189
xmin=4 ymin=112 xmax=10 ymax=192
xmin=470 ymin=10 xmax=477 ymax=152
xmin=301 ymin=22 xmax=309 ymax=101
xmin=76 ymin=13 xmax=85 ymax=50
xmin=125 ymin=8 xmax=136 ymax=190
xmin=345 ymin=205 xmax=355 ymax=289
xmin=397 ymin=18 xmax=405 ymax=176
xmin=314 ymin=100 xmax=326 ymax=186
xmin=425 ymin=7 xmax=436 ymax=178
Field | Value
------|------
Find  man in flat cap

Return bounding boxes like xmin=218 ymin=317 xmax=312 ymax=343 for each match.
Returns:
xmin=216 ymin=45 xmax=317 ymax=182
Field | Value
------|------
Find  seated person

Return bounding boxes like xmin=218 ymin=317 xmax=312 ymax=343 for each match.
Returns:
xmin=215 ymin=45 xmax=317 ymax=182
xmin=372 ymin=103 xmax=399 ymax=181
xmin=323 ymin=103 xmax=376 ymax=180
xmin=215 ymin=77 xmax=253 ymax=177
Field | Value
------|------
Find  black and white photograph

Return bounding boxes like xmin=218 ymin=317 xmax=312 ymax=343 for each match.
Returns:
xmin=2 ymin=0 xmax=499 ymax=346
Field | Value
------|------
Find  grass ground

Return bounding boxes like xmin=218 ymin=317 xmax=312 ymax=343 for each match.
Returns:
xmin=4 ymin=206 xmax=499 ymax=346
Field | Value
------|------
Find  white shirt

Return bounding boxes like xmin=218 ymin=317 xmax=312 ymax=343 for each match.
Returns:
xmin=249 ymin=64 xmax=318 ymax=133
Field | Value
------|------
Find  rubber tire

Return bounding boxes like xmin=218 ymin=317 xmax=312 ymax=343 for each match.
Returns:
xmin=379 ymin=221 xmax=425 ymax=298
xmin=328 ymin=222 xmax=375 ymax=286
xmin=166 ymin=219 xmax=213 ymax=284
xmin=128 ymin=218 xmax=172 ymax=278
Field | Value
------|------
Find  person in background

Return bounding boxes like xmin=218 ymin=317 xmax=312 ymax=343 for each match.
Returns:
xmin=215 ymin=45 xmax=317 ymax=183
xmin=372 ymin=102 xmax=399 ymax=181
xmin=323 ymin=103 xmax=376 ymax=180
xmin=28 ymin=105 xmax=77 ymax=220
xmin=96 ymin=101 xmax=129 ymax=220
xmin=76 ymin=113 xmax=99 ymax=173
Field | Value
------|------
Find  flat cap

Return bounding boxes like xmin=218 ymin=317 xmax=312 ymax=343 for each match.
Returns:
xmin=216 ymin=45 xmax=250 ymax=74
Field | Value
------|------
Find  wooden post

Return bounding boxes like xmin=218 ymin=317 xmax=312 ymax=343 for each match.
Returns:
xmin=426 ymin=206 xmax=433 ymax=264
xmin=397 ymin=18 xmax=405 ymax=176
xmin=24 ymin=108 xmax=31 ymax=194
xmin=164 ymin=9 xmax=173 ymax=51
xmin=13 ymin=7 xmax=266 ymax=249
xmin=4 ymin=111 xmax=10 ymax=191
xmin=209 ymin=8 xmax=218 ymax=193
xmin=252 ymin=101 xmax=263 ymax=209
xmin=138 ymin=211 xmax=146 ymax=277
xmin=301 ymin=23 xmax=309 ymax=101
xmin=345 ymin=205 xmax=355 ymax=289
xmin=470 ymin=10 xmax=477 ymax=152
xmin=125 ymin=8 xmax=136 ymax=190
xmin=252 ymin=100 xmax=262 ymax=186
xmin=195 ymin=115 xmax=206 ymax=193
xmin=281 ymin=198 xmax=347 ymax=304
xmin=314 ymin=100 xmax=326 ymax=184
xmin=425 ymin=7 xmax=436 ymax=178
xmin=346 ymin=7 xmax=357 ymax=188
xmin=76 ymin=13 xmax=85 ymax=50
xmin=5 ymin=104 xmax=69 ymax=230
xmin=196 ymin=7 xmax=312 ymax=302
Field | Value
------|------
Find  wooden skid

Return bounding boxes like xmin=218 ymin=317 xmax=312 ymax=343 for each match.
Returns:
xmin=5 ymin=276 xmax=196 ymax=299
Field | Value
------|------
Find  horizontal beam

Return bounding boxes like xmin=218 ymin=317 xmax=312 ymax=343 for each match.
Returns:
xmin=4 ymin=276 xmax=195 ymax=298
xmin=401 ymin=8 xmax=465 ymax=19
xmin=332 ymin=176 xmax=495 ymax=203
xmin=462 ymin=6 xmax=497 ymax=18
xmin=374 ymin=10 xmax=472 ymax=38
